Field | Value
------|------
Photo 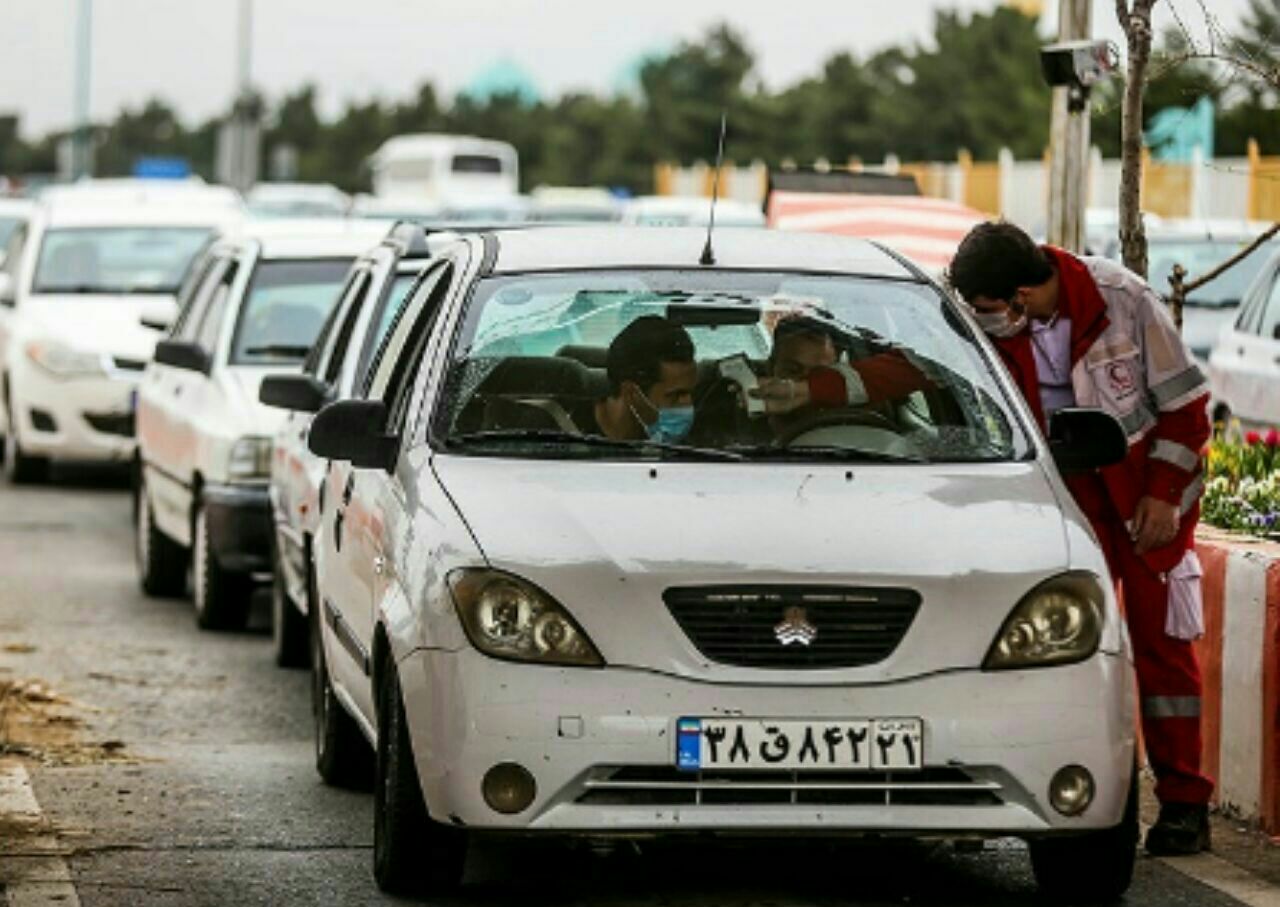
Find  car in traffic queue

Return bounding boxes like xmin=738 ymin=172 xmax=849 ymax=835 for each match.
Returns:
xmin=301 ymin=226 xmax=1137 ymax=901
xmin=133 ymin=218 xmax=388 ymax=631
xmin=0 ymin=179 xmax=243 ymax=482
xmin=0 ymin=197 xmax=35 ymax=270
xmin=257 ymin=222 xmax=456 ymax=667
xmin=1207 ymin=243 xmax=1280 ymax=430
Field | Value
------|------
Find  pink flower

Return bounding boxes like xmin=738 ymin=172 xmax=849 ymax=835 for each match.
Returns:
xmin=1266 ymin=429 xmax=1280 ymax=448
xmin=1246 ymin=431 xmax=1263 ymax=445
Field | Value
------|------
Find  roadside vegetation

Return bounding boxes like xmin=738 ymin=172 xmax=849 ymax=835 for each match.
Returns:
xmin=1204 ymin=428 xmax=1280 ymax=540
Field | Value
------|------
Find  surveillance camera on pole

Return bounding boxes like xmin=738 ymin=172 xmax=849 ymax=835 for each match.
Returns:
xmin=1040 ymin=39 xmax=1118 ymax=112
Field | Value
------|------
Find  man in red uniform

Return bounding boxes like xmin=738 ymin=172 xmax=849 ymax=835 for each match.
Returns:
xmin=948 ymin=222 xmax=1213 ymax=855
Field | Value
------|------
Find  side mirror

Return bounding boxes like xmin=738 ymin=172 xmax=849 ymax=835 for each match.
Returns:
xmin=1048 ymin=407 xmax=1127 ymax=474
xmin=1272 ymin=323 xmax=1280 ymax=341
xmin=153 ymin=339 xmax=211 ymax=374
xmin=307 ymin=399 xmax=398 ymax=471
xmin=0 ymin=273 xmax=14 ymax=308
xmin=260 ymin=374 xmax=330 ymax=413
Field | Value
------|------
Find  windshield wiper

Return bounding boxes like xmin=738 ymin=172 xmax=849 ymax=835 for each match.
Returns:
xmin=244 ymin=344 xmax=311 ymax=358
xmin=446 ymin=429 xmax=743 ymax=461
xmin=727 ymin=444 xmax=927 ymax=464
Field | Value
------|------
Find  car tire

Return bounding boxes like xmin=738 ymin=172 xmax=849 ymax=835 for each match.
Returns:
xmin=3 ymin=391 xmax=48 ymax=485
xmin=135 ymin=471 xmax=188 ymax=597
xmin=373 ymin=657 xmax=467 ymax=896
xmin=271 ymin=543 xmax=309 ymax=669
xmin=311 ymin=599 xmax=373 ymax=788
xmin=192 ymin=501 xmax=251 ymax=631
xmin=1029 ymin=766 xmax=1138 ymax=902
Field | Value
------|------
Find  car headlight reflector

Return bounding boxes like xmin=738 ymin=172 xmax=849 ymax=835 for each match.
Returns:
xmin=449 ymin=569 xmax=603 ymax=667
xmin=24 ymin=340 xmax=105 ymax=378
xmin=983 ymin=572 xmax=1104 ymax=670
xmin=227 ymin=435 xmax=272 ymax=481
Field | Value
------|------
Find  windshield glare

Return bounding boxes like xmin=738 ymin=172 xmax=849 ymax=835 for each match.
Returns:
xmin=1148 ymin=239 xmax=1276 ymax=307
xmin=230 ymin=259 xmax=353 ymax=364
xmin=33 ymin=227 xmax=212 ymax=295
xmin=436 ymin=270 xmax=1029 ymax=463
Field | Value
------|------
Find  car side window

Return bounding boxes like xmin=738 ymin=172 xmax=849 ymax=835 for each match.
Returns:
xmin=1 ymin=223 xmax=27 ymax=278
xmin=303 ymin=268 xmax=362 ymax=377
xmin=194 ymin=262 xmax=239 ymax=353
xmin=382 ymin=267 xmax=456 ymax=436
xmin=1260 ymin=275 xmax=1280 ymax=341
xmin=364 ymin=263 xmax=451 ymax=402
xmin=1235 ymin=271 xmax=1274 ymax=336
xmin=322 ymin=271 xmax=372 ymax=385
xmin=173 ymin=256 xmax=228 ymax=341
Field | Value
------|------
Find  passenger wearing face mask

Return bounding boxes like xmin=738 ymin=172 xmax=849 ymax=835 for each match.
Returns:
xmin=950 ymin=221 xmax=1214 ymax=858
xmin=574 ymin=315 xmax=697 ymax=443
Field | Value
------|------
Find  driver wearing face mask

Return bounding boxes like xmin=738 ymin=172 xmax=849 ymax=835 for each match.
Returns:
xmin=573 ymin=315 xmax=698 ymax=443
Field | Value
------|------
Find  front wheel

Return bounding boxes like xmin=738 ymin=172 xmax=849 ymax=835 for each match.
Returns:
xmin=1028 ymin=768 xmax=1137 ymax=902
xmin=192 ymin=501 xmax=251 ymax=631
xmin=311 ymin=599 xmax=372 ymax=788
xmin=3 ymin=391 xmax=48 ymax=485
xmin=135 ymin=470 xmax=188 ymax=597
xmin=373 ymin=659 xmax=467 ymax=896
xmin=271 ymin=542 xmax=309 ymax=668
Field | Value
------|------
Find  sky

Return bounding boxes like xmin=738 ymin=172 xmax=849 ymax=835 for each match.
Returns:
xmin=0 ymin=0 xmax=1256 ymax=137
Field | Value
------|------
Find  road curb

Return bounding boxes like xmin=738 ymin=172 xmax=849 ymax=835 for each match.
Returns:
xmin=0 ymin=760 xmax=80 ymax=907
xmin=1195 ymin=527 xmax=1280 ymax=833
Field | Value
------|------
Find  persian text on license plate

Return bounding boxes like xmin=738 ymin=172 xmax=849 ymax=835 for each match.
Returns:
xmin=676 ymin=718 xmax=923 ymax=772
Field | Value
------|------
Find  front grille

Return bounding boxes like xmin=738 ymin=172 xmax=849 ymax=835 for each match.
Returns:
xmin=83 ymin=411 xmax=135 ymax=437
xmin=112 ymin=357 xmax=147 ymax=372
xmin=664 ymin=585 xmax=920 ymax=669
xmin=576 ymin=766 xmax=1002 ymax=808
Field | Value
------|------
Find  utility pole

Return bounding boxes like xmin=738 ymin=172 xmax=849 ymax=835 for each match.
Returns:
xmin=1046 ymin=0 xmax=1091 ymax=252
xmin=72 ymin=0 xmax=93 ymax=179
xmin=219 ymin=0 xmax=260 ymax=190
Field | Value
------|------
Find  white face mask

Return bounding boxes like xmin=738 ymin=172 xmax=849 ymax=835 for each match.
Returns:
xmin=970 ymin=302 xmax=1028 ymax=338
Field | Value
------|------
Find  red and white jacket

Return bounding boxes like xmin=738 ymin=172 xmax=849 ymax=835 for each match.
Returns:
xmin=993 ymin=247 xmax=1210 ymax=573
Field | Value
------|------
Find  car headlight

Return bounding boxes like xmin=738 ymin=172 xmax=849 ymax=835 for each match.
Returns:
xmin=24 ymin=339 xmax=106 ymax=378
xmin=983 ymin=572 xmax=1105 ymax=670
xmin=448 ymin=569 xmax=604 ymax=667
xmin=227 ymin=436 xmax=272 ymax=481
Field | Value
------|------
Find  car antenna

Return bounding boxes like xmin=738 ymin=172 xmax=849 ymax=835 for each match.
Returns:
xmin=699 ymin=111 xmax=728 ymax=267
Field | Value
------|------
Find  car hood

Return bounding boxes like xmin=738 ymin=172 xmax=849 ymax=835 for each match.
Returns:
xmin=18 ymin=293 xmax=176 ymax=362
xmin=432 ymin=457 xmax=1078 ymax=684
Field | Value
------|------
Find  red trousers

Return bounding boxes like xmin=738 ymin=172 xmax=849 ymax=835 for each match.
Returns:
xmin=1094 ymin=516 xmax=1215 ymax=806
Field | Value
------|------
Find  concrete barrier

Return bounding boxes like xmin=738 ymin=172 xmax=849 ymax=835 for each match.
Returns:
xmin=1195 ymin=526 xmax=1280 ymax=831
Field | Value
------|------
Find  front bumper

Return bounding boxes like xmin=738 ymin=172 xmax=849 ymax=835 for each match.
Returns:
xmin=203 ymin=483 xmax=272 ymax=573
xmin=12 ymin=364 xmax=139 ymax=462
xmin=399 ymin=648 xmax=1137 ymax=837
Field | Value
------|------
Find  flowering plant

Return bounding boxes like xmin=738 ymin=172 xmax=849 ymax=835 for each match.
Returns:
xmin=1202 ymin=426 xmax=1280 ymax=538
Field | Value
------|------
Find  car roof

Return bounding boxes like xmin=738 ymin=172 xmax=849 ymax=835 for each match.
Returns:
xmin=221 ymin=218 xmax=389 ymax=259
xmin=37 ymin=179 xmax=244 ymax=229
xmin=0 ymin=198 xmax=35 ymax=219
xmin=485 ymin=226 xmax=916 ymax=279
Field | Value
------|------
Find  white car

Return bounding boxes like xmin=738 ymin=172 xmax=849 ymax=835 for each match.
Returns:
xmin=0 ymin=198 xmax=35 ymax=270
xmin=305 ymin=227 xmax=1136 ymax=900
xmin=258 ymin=223 xmax=452 ymax=667
xmin=1207 ymin=245 xmax=1280 ymax=429
xmin=0 ymin=179 xmax=243 ymax=482
xmin=623 ymin=195 xmax=765 ymax=228
xmin=133 ymin=218 xmax=387 ymax=631
xmin=247 ymin=182 xmax=352 ymax=220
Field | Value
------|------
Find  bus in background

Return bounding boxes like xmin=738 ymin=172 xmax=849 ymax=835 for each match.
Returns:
xmin=367 ymin=134 xmax=519 ymax=204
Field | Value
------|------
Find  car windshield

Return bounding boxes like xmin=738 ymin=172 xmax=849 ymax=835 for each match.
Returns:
xmin=230 ymin=259 xmax=353 ymax=364
xmin=435 ymin=270 xmax=1030 ymax=463
xmin=1148 ymin=238 xmax=1276 ymax=308
xmin=32 ymin=226 xmax=213 ymax=294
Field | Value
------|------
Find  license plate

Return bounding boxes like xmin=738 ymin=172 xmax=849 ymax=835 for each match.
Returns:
xmin=676 ymin=718 xmax=923 ymax=772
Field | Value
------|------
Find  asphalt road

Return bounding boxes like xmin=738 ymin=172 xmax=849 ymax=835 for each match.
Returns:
xmin=0 ymin=468 xmax=1274 ymax=907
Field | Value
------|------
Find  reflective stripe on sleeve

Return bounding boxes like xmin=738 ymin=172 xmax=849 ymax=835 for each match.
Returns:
xmin=832 ymin=362 xmax=869 ymax=406
xmin=1118 ymin=403 xmax=1157 ymax=441
xmin=1150 ymin=365 xmax=1208 ymax=410
xmin=1180 ymin=471 xmax=1206 ymax=515
xmin=1151 ymin=438 xmax=1202 ymax=471
xmin=1142 ymin=695 xmax=1201 ymax=718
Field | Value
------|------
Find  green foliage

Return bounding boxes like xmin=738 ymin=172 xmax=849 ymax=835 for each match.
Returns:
xmin=4 ymin=6 xmax=1279 ymax=193
xmin=1203 ymin=427 xmax=1280 ymax=539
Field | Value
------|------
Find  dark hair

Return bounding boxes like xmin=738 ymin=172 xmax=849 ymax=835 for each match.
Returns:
xmin=606 ymin=315 xmax=695 ymax=395
xmin=947 ymin=221 xmax=1054 ymax=303
xmin=769 ymin=316 xmax=838 ymax=364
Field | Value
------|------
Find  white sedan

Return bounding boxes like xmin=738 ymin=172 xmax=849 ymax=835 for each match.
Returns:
xmin=306 ymin=227 xmax=1136 ymax=901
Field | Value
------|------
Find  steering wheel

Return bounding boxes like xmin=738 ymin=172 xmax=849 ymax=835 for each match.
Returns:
xmin=773 ymin=407 xmax=903 ymax=448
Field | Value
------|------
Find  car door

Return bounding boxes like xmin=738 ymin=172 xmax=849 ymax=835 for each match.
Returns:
xmin=142 ymin=252 xmax=226 ymax=543
xmin=1220 ymin=269 xmax=1280 ymax=427
xmin=321 ymin=261 xmax=454 ymax=724
xmin=276 ymin=266 xmax=372 ymax=611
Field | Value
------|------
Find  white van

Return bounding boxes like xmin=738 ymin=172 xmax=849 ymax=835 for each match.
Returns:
xmin=367 ymin=134 xmax=519 ymax=202
xmin=0 ymin=179 xmax=243 ymax=481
